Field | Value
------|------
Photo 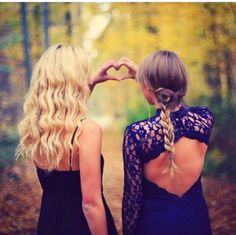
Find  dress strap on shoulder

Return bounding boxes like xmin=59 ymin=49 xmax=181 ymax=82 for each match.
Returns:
xmin=69 ymin=118 xmax=86 ymax=171
xmin=69 ymin=126 xmax=79 ymax=171
xmin=71 ymin=126 xmax=79 ymax=145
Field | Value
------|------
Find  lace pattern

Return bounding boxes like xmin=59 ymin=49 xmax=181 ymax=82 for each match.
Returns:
xmin=122 ymin=129 xmax=143 ymax=235
xmin=122 ymin=105 xmax=214 ymax=235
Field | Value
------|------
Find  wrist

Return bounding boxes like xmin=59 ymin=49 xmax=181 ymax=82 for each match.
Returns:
xmin=89 ymin=74 xmax=97 ymax=89
xmin=88 ymin=79 xmax=94 ymax=86
xmin=88 ymin=80 xmax=95 ymax=91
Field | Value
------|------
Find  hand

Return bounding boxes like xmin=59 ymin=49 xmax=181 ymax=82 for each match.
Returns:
xmin=88 ymin=58 xmax=138 ymax=91
xmin=118 ymin=57 xmax=138 ymax=80
xmin=89 ymin=60 xmax=120 ymax=90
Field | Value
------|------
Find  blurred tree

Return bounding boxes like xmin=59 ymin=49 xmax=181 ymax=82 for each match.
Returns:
xmin=203 ymin=3 xmax=235 ymax=105
xmin=0 ymin=25 xmax=11 ymax=126
xmin=0 ymin=25 xmax=11 ymax=92
xmin=42 ymin=3 xmax=49 ymax=49
xmin=32 ymin=4 xmax=42 ymax=59
xmin=0 ymin=3 xmax=22 ymax=129
xmin=64 ymin=3 xmax=72 ymax=43
xmin=200 ymin=3 xmax=236 ymax=181
xmin=20 ymin=2 xmax=31 ymax=86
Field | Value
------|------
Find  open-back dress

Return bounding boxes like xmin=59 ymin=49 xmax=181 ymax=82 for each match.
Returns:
xmin=122 ymin=105 xmax=214 ymax=235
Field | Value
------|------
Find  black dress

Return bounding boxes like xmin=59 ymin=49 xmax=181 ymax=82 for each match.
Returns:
xmin=122 ymin=105 xmax=214 ymax=235
xmin=36 ymin=127 xmax=117 ymax=235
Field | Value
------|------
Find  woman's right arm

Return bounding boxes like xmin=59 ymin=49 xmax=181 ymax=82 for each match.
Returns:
xmin=78 ymin=119 xmax=108 ymax=235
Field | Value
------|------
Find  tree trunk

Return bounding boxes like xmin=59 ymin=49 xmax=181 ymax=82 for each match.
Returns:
xmin=20 ymin=2 xmax=31 ymax=87
xmin=42 ymin=2 xmax=49 ymax=49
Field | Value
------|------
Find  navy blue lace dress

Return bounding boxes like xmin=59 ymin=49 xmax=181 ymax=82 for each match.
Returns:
xmin=36 ymin=127 xmax=117 ymax=235
xmin=122 ymin=105 xmax=214 ymax=235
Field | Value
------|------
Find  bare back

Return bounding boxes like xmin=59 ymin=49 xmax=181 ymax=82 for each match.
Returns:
xmin=144 ymin=137 xmax=208 ymax=197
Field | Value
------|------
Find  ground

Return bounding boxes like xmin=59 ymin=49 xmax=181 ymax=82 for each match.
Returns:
xmin=0 ymin=128 xmax=235 ymax=235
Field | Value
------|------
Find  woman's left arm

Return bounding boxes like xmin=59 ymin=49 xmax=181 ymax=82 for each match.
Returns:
xmin=122 ymin=126 xmax=143 ymax=235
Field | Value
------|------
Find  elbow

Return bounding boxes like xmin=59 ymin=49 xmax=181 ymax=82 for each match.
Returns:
xmin=82 ymin=197 xmax=103 ymax=215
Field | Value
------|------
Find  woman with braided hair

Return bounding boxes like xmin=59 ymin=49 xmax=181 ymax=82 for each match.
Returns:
xmin=121 ymin=50 xmax=214 ymax=235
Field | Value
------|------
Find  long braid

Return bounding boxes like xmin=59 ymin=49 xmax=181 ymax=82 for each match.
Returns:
xmin=137 ymin=50 xmax=187 ymax=176
xmin=159 ymin=103 xmax=179 ymax=177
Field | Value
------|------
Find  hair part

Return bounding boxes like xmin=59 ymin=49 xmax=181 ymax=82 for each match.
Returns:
xmin=15 ymin=44 xmax=91 ymax=171
xmin=137 ymin=50 xmax=188 ymax=176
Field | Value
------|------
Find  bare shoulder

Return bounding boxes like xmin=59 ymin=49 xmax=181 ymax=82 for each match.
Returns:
xmin=81 ymin=118 xmax=101 ymax=131
xmin=80 ymin=118 xmax=102 ymax=138
xmin=78 ymin=119 xmax=102 ymax=157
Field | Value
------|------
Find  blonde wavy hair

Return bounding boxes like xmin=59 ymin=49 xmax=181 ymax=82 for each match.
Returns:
xmin=15 ymin=44 xmax=91 ymax=171
xmin=137 ymin=50 xmax=188 ymax=176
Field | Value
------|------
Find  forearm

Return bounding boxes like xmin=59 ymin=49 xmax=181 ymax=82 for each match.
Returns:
xmin=83 ymin=201 xmax=108 ymax=235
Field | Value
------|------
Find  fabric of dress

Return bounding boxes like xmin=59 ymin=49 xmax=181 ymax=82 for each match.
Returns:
xmin=122 ymin=104 xmax=214 ymax=235
xmin=36 ymin=127 xmax=117 ymax=235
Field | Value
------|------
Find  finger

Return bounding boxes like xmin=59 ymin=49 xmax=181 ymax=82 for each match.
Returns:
xmin=120 ymin=75 xmax=136 ymax=80
xmin=102 ymin=60 xmax=118 ymax=71
xmin=118 ymin=58 xmax=137 ymax=70
xmin=117 ymin=61 xmax=130 ymax=70
xmin=118 ymin=58 xmax=129 ymax=67
xmin=119 ymin=57 xmax=130 ymax=63
xmin=89 ymin=74 xmax=118 ymax=85
xmin=103 ymin=75 xmax=120 ymax=81
xmin=118 ymin=57 xmax=133 ymax=65
xmin=93 ymin=76 xmax=119 ymax=85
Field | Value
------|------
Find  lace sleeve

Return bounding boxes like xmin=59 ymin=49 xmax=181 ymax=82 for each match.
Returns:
xmin=122 ymin=126 xmax=143 ymax=235
xmin=183 ymin=106 xmax=214 ymax=145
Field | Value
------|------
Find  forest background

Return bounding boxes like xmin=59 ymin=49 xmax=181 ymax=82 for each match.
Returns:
xmin=0 ymin=2 xmax=235 ymax=235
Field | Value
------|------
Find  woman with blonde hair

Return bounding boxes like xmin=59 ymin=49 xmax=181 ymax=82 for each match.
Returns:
xmin=15 ymin=44 xmax=118 ymax=235
xmin=121 ymin=51 xmax=214 ymax=235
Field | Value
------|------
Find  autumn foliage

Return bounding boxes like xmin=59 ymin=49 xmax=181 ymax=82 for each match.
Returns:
xmin=0 ymin=2 xmax=235 ymax=235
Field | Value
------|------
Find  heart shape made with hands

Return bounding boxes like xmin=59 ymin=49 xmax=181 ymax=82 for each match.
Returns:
xmin=104 ymin=58 xmax=136 ymax=82
xmin=107 ymin=65 xmax=128 ymax=81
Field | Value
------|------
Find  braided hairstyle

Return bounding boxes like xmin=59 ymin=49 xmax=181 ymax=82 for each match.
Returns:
xmin=137 ymin=50 xmax=188 ymax=177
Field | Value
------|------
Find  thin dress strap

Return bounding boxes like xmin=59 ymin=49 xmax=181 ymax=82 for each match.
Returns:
xmin=69 ymin=126 xmax=78 ymax=171
xmin=69 ymin=118 xmax=86 ymax=171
